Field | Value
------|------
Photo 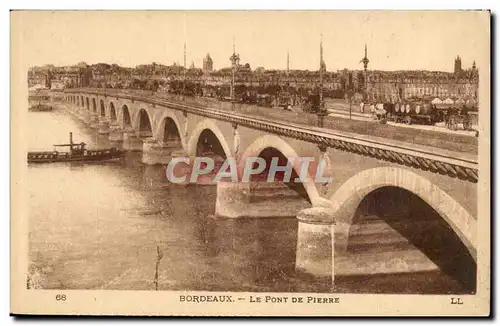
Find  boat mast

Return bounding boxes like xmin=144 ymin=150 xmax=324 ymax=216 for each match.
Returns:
xmin=69 ymin=132 xmax=75 ymax=154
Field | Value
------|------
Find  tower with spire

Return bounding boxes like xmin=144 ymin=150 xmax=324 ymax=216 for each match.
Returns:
xmin=320 ymin=36 xmax=326 ymax=72
xmin=229 ymin=38 xmax=240 ymax=68
xmin=203 ymin=53 xmax=213 ymax=73
xmin=454 ymin=55 xmax=462 ymax=74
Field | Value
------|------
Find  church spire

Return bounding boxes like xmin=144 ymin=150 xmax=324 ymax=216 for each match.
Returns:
xmin=320 ymin=34 xmax=323 ymax=63
xmin=319 ymin=34 xmax=326 ymax=72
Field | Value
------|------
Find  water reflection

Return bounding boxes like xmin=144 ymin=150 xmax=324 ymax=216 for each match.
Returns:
xmin=27 ymin=110 xmax=302 ymax=292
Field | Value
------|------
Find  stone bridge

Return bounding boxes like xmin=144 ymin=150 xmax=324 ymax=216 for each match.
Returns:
xmin=59 ymin=89 xmax=478 ymax=289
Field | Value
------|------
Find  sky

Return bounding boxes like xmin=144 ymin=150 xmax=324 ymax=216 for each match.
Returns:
xmin=12 ymin=10 xmax=489 ymax=72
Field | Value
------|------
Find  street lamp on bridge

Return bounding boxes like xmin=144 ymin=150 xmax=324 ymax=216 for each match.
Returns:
xmin=347 ymin=89 xmax=354 ymax=120
xmin=230 ymin=37 xmax=240 ymax=111
xmin=317 ymin=34 xmax=328 ymax=128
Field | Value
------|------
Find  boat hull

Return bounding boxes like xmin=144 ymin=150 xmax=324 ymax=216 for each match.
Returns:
xmin=27 ymin=148 xmax=125 ymax=164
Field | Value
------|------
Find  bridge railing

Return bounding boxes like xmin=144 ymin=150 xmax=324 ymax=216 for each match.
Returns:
xmin=63 ymin=88 xmax=478 ymax=183
xmin=64 ymin=88 xmax=478 ymax=155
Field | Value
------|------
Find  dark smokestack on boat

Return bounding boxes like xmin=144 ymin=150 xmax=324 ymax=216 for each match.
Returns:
xmin=69 ymin=132 xmax=73 ymax=146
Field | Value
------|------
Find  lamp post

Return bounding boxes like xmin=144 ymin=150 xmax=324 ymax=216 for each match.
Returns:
xmin=360 ymin=44 xmax=370 ymax=103
xmin=317 ymin=34 xmax=327 ymax=128
xmin=229 ymin=38 xmax=240 ymax=111
xmin=349 ymin=90 xmax=353 ymax=120
xmin=317 ymin=97 xmax=327 ymax=128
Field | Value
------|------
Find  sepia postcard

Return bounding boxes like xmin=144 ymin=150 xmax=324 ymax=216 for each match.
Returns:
xmin=10 ymin=10 xmax=490 ymax=316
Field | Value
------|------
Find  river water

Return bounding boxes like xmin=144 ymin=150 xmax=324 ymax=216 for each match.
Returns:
xmin=26 ymin=107 xmax=473 ymax=294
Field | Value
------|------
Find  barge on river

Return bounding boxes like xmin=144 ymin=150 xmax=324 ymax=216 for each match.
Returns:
xmin=27 ymin=132 xmax=124 ymax=164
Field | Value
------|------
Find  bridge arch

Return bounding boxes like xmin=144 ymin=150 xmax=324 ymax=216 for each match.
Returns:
xmin=121 ymin=105 xmax=131 ymax=128
xmin=187 ymin=119 xmax=231 ymax=159
xmin=109 ymin=102 xmax=117 ymax=121
xmin=330 ymin=166 xmax=476 ymax=261
xmin=239 ymin=134 xmax=321 ymax=206
xmin=154 ymin=111 xmax=184 ymax=148
xmin=86 ymin=97 xmax=90 ymax=110
xmin=133 ymin=108 xmax=153 ymax=137
xmin=99 ymin=99 xmax=106 ymax=117
xmin=92 ymin=98 xmax=97 ymax=112
xmin=80 ymin=96 xmax=84 ymax=108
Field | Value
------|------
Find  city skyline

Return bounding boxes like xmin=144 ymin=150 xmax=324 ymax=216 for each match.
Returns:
xmin=20 ymin=11 xmax=487 ymax=72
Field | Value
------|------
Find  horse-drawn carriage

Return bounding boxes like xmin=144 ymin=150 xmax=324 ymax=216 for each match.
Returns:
xmin=433 ymin=102 xmax=476 ymax=131
xmin=376 ymin=100 xmax=477 ymax=131
xmin=256 ymin=94 xmax=273 ymax=107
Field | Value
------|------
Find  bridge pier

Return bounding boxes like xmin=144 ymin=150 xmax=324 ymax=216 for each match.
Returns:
xmin=215 ymin=181 xmax=311 ymax=218
xmin=78 ymin=109 xmax=89 ymax=122
xmin=73 ymin=106 xmax=82 ymax=118
xmin=89 ymin=112 xmax=100 ymax=129
xmin=108 ymin=124 xmax=123 ymax=142
xmin=79 ymin=110 xmax=90 ymax=123
xmin=82 ymin=110 xmax=91 ymax=124
xmin=136 ymin=130 xmax=153 ymax=139
xmin=142 ymin=138 xmax=185 ymax=165
xmin=73 ymin=107 xmax=82 ymax=119
xmin=68 ymin=104 xmax=77 ymax=115
xmin=97 ymin=117 xmax=110 ymax=135
xmin=122 ymin=129 xmax=143 ymax=151
xmin=215 ymin=182 xmax=249 ymax=218
xmin=295 ymin=206 xmax=335 ymax=281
